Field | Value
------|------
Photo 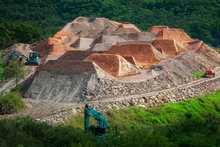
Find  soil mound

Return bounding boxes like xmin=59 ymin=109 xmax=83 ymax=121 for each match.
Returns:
xmin=105 ymin=44 xmax=167 ymax=69
xmin=111 ymin=21 xmax=141 ymax=32
xmin=24 ymin=60 xmax=97 ymax=102
xmin=120 ymin=32 xmax=156 ymax=42
xmin=84 ymin=54 xmax=139 ymax=77
xmin=193 ymin=42 xmax=220 ymax=69
xmin=24 ymin=60 xmax=118 ymax=102
xmin=147 ymin=26 xmax=169 ymax=33
xmin=152 ymin=39 xmax=187 ymax=57
xmin=32 ymin=31 xmax=78 ymax=57
xmin=70 ymin=38 xmax=94 ymax=50
xmin=94 ymin=35 xmax=125 ymax=44
xmin=91 ymin=43 xmax=113 ymax=51
xmin=187 ymin=40 xmax=203 ymax=52
xmin=62 ymin=17 xmax=118 ymax=35
xmin=58 ymin=50 xmax=103 ymax=61
xmin=157 ymin=28 xmax=195 ymax=43
xmin=117 ymin=41 xmax=152 ymax=45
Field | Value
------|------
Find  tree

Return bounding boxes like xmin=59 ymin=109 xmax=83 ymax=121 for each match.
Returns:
xmin=4 ymin=58 xmax=26 ymax=87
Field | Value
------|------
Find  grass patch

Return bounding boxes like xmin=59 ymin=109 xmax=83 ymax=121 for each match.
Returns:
xmin=0 ymin=91 xmax=25 ymax=114
xmin=66 ymin=91 xmax=220 ymax=131
xmin=190 ymin=70 xmax=205 ymax=78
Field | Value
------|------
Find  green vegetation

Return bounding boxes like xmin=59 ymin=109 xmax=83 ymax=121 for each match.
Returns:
xmin=0 ymin=50 xmax=4 ymax=82
xmin=4 ymin=59 xmax=26 ymax=87
xmin=0 ymin=0 xmax=219 ymax=48
xmin=0 ymin=91 xmax=219 ymax=146
xmin=0 ymin=91 xmax=25 ymax=114
xmin=0 ymin=117 xmax=99 ymax=147
xmin=0 ymin=20 xmax=43 ymax=50
xmin=190 ymin=70 xmax=205 ymax=78
xmin=66 ymin=90 xmax=220 ymax=130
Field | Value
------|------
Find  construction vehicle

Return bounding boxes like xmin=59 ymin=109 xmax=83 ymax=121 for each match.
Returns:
xmin=84 ymin=104 xmax=120 ymax=145
xmin=203 ymin=70 xmax=215 ymax=78
xmin=84 ymin=104 xmax=109 ymax=136
xmin=7 ymin=52 xmax=39 ymax=65
xmin=150 ymin=65 xmax=163 ymax=71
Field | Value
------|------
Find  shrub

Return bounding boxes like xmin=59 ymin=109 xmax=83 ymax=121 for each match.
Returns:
xmin=0 ymin=117 xmax=98 ymax=147
xmin=0 ymin=92 xmax=25 ymax=114
xmin=190 ymin=70 xmax=205 ymax=78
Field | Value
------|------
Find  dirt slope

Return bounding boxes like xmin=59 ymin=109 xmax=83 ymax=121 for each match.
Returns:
xmin=105 ymin=44 xmax=167 ymax=68
xmin=84 ymin=54 xmax=139 ymax=77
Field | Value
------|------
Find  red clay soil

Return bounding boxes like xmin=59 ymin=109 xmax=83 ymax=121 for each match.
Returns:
xmin=147 ymin=26 xmax=169 ymax=33
xmin=32 ymin=31 xmax=78 ymax=57
xmin=111 ymin=21 xmax=141 ymax=32
xmin=156 ymin=28 xmax=195 ymax=43
xmin=186 ymin=40 xmax=203 ymax=52
xmin=43 ymin=60 xmax=96 ymax=73
xmin=105 ymin=44 xmax=162 ymax=68
xmin=84 ymin=53 xmax=139 ymax=77
xmin=111 ymin=21 xmax=122 ymax=26
xmin=153 ymin=39 xmax=181 ymax=57
xmin=122 ymin=56 xmax=142 ymax=69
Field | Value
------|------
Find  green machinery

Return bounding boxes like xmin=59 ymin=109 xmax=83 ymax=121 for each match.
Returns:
xmin=8 ymin=52 xmax=39 ymax=65
xmin=84 ymin=104 xmax=109 ymax=136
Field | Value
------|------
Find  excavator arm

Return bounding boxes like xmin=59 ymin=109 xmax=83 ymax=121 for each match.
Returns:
xmin=7 ymin=52 xmax=29 ymax=64
xmin=84 ymin=104 xmax=109 ymax=136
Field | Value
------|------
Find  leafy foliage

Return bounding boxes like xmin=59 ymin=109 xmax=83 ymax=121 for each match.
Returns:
xmin=0 ymin=0 xmax=219 ymax=47
xmin=0 ymin=117 xmax=98 ymax=147
xmin=190 ymin=70 xmax=205 ymax=78
xmin=0 ymin=20 xmax=43 ymax=50
xmin=0 ymin=92 xmax=25 ymax=114
xmin=4 ymin=58 xmax=26 ymax=87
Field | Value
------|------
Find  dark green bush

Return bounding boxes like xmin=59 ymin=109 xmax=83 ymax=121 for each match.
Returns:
xmin=0 ymin=92 xmax=25 ymax=114
xmin=0 ymin=117 xmax=98 ymax=147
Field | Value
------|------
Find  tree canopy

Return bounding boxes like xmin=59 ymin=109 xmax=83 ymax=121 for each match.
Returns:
xmin=0 ymin=0 xmax=219 ymax=48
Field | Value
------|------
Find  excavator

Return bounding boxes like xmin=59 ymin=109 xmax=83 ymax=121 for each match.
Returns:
xmin=84 ymin=104 xmax=120 ymax=145
xmin=84 ymin=104 xmax=109 ymax=136
xmin=7 ymin=52 xmax=39 ymax=65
